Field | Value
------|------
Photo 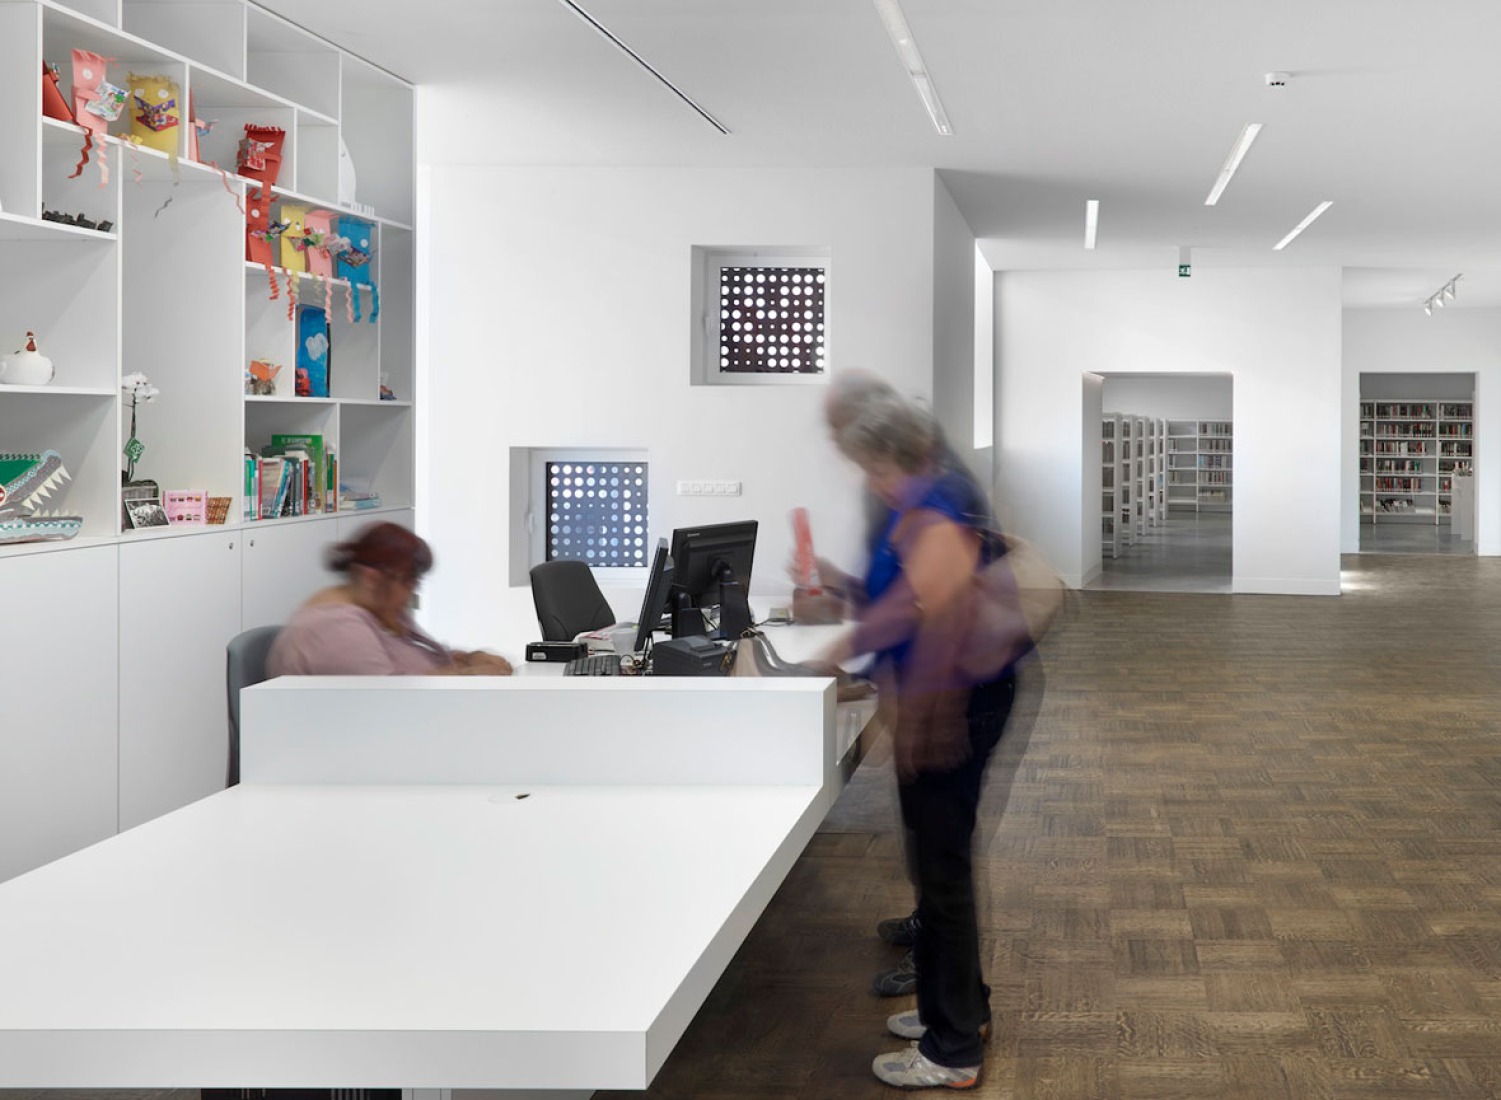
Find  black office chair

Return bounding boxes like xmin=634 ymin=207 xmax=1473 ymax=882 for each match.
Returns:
xmin=530 ymin=559 xmax=616 ymax=641
xmin=226 ymin=624 xmax=282 ymax=787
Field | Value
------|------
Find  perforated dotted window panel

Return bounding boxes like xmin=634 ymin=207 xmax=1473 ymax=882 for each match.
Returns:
xmin=719 ymin=266 xmax=826 ymax=374
xmin=545 ymin=462 xmax=650 ymax=566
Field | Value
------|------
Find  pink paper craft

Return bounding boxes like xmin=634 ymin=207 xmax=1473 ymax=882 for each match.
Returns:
xmin=163 ymin=490 xmax=208 ymax=525
xmin=305 ymin=210 xmax=337 ymax=278
xmin=68 ymin=50 xmax=116 ymax=185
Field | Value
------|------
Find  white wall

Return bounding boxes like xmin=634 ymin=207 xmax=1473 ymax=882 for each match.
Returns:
xmin=930 ymin=175 xmax=988 ymax=489
xmin=1102 ymin=374 xmax=1232 ymax=420
xmin=1342 ymin=309 xmax=1501 ymax=554
xmin=418 ymin=149 xmax=939 ymax=648
xmin=995 ymin=268 xmax=1343 ymax=595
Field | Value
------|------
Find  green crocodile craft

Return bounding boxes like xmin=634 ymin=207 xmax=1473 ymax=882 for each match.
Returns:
xmin=0 ymin=450 xmax=83 ymax=543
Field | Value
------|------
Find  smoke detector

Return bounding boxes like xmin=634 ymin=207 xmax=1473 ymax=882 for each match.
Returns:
xmin=1265 ymin=71 xmax=1290 ymax=87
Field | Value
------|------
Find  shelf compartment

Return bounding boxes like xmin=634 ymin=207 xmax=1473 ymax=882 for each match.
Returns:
xmin=122 ymin=0 xmax=246 ymax=80
xmin=0 ymin=238 xmax=119 ymax=389
xmin=246 ymin=5 xmax=340 ymax=121
xmin=0 ymin=390 xmax=118 ymax=539
xmin=338 ymin=53 xmax=412 ymax=225
xmin=338 ymin=400 xmax=411 ymax=511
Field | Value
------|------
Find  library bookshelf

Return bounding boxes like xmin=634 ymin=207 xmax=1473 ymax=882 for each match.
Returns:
xmin=1359 ymin=400 xmax=1473 ymax=524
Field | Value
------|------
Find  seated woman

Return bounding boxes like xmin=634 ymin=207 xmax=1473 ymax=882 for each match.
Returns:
xmin=268 ymin=522 xmax=512 ymax=677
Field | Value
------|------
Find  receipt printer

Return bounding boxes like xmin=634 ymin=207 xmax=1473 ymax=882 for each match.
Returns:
xmin=651 ymin=635 xmax=734 ymax=677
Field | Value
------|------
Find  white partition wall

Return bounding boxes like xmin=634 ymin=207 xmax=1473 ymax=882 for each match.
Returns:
xmin=995 ymin=268 xmax=1342 ymax=595
xmin=1343 ymin=309 xmax=1501 ymax=554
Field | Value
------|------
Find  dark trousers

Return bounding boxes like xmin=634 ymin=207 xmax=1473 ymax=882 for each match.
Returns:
xmin=899 ymin=672 xmax=1015 ymax=1068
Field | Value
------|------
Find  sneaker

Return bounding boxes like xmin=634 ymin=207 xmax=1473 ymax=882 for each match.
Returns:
xmin=872 ymin=1042 xmax=980 ymax=1090
xmin=877 ymin=911 xmax=921 ymax=947
xmin=887 ymin=1011 xmax=991 ymax=1041
xmin=872 ymin=950 xmax=918 ymax=996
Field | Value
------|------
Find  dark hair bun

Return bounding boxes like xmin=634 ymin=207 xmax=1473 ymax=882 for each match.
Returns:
xmin=327 ymin=522 xmax=434 ymax=578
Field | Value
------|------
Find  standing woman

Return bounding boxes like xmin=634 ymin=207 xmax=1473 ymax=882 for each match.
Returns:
xmin=817 ymin=394 xmax=1014 ymax=1091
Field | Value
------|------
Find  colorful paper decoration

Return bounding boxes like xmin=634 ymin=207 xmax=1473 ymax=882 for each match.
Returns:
xmin=0 ymin=451 xmax=82 ymax=544
xmin=335 ymin=216 xmax=378 ymax=323
xmin=127 ymin=72 xmax=181 ymax=154
xmin=41 ymin=61 xmax=74 ymax=123
xmin=305 ymin=209 xmax=337 ymax=278
xmin=279 ymin=203 xmax=308 ymax=273
xmin=236 ymin=124 xmax=285 ymax=190
xmin=67 ymin=49 xmax=115 ymax=183
xmin=246 ymin=358 xmax=282 ymax=395
xmin=295 ymin=306 xmax=331 ymax=398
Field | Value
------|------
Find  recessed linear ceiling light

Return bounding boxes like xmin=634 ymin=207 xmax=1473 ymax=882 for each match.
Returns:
xmin=873 ymin=0 xmax=954 ymax=136
xmin=1084 ymin=200 xmax=1099 ymax=250
xmin=1272 ymin=200 xmax=1334 ymax=251
xmin=555 ymin=0 xmax=729 ymax=134
xmin=1204 ymin=123 xmax=1263 ymax=206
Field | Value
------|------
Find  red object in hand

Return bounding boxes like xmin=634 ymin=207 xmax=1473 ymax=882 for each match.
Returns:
xmin=791 ymin=506 xmax=822 ymax=595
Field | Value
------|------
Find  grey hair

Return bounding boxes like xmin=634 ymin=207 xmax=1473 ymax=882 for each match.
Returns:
xmin=824 ymin=369 xmax=898 ymax=432
xmin=834 ymin=391 xmax=936 ymax=474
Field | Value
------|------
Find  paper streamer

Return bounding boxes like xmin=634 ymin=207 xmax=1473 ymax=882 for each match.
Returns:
xmin=286 ymin=268 xmax=300 ymax=322
xmin=263 ymin=261 xmax=279 ymax=300
xmin=323 ymin=275 xmax=334 ymax=314
xmin=367 ymin=283 xmax=380 ymax=323
xmin=69 ymin=131 xmax=93 ymax=179
xmin=126 ymin=141 xmax=143 ymax=185
xmin=210 ymin=162 xmax=245 ymax=214
xmin=345 ymin=283 xmax=356 ymax=325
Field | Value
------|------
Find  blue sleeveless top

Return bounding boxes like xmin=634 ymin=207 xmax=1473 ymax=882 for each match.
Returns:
xmin=863 ymin=469 xmax=995 ymax=670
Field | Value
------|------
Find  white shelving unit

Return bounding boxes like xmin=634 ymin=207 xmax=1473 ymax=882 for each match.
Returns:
xmin=1102 ymin=414 xmax=1169 ymax=558
xmin=0 ymin=0 xmax=415 ymax=881
xmin=1359 ymin=399 xmax=1472 ymax=524
xmin=1102 ymin=413 xmax=1123 ymax=558
xmin=1165 ymin=419 xmax=1232 ymax=513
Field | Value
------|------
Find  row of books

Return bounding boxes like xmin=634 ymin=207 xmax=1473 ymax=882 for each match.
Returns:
xmin=243 ymin=434 xmax=338 ymax=521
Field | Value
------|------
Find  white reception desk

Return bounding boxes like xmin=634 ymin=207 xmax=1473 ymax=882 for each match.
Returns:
xmin=0 ymin=657 xmax=873 ymax=1096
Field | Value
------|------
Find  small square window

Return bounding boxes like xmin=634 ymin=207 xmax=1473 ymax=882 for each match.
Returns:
xmin=717 ymin=265 xmax=827 ymax=375
xmin=692 ymin=247 xmax=831 ymax=387
xmin=544 ymin=460 xmax=651 ymax=567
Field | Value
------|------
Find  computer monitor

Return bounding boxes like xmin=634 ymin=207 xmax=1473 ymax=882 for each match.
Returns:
xmin=668 ymin=520 xmax=758 ymax=639
xmin=631 ymin=537 xmax=674 ymax=655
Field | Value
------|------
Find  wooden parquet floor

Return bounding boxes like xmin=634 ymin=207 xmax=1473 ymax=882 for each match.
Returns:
xmin=598 ymin=553 xmax=1501 ymax=1100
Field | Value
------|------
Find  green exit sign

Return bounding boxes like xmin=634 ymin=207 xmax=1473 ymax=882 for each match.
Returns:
xmin=1178 ymin=264 xmax=1192 ymax=278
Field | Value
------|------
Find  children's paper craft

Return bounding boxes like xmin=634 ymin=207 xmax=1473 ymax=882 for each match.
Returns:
xmin=295 ymin=306 xmax=331 ymax=398
xmin=279 ymin=203 xmax=308 ymax=273
xmin=335 ymin=216 xmax=378 ymax=323
xmin=305 ymin=209 xmax=337 ymax=278
xmin=163 ymin=490 xmax=207 ymax=524
xmin=246 ymin=358 xmax=281 ymax=395
xmin=127 ymin=72 xmax=180 ymax=154
xmin=0 ymin=450 xmax=82 ymax=544
xmin=42 ymin=61 xmax=74 ymax=123
xmin=236 ymin=124 xmax=285 ymax=190
xmin=67 ymin=49 xmax=118 ymax=183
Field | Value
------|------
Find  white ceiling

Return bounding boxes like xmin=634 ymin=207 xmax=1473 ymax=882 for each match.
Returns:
xmin=257 ymin=0 xmax=1501 ymax=308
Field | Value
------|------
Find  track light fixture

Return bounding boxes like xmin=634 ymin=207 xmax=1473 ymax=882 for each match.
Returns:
xmin=1424 ymin=274 xmax=1463 ymax=315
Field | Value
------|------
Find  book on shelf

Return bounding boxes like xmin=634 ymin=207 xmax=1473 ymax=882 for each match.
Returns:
xmin=269 ymin=433 xmax=333 ymax=513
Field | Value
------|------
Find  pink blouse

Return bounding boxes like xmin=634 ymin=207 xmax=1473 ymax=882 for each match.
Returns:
xmin=267 ymin=602 xmax=451 ymax=676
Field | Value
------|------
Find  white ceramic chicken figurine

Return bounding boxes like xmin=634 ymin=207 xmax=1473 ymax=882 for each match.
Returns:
xmin=0 ymin=332 xmax=55 ymax=386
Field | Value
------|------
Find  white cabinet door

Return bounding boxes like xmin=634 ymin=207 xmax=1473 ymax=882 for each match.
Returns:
xmin=241 ymin=518 xmax=342 ymax=629
xmin=0 ymin=545 xmax=119 ymax=882
xmin=118 ymin=531 xmax=243 ymax=831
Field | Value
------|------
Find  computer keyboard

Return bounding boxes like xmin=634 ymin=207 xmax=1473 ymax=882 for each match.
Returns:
xmin=563 ymin=653 xmax=625 ymax=677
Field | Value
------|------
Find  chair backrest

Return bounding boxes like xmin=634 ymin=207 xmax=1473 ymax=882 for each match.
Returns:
xmin=529 ymin=559 xmax=616 ymax=641
xmin=226 ymin=624 xmax=283 ymax=787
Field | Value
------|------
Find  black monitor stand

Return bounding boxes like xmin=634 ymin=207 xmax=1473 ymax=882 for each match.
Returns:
xmin=671 ymin=561 xmax=752 ymax=640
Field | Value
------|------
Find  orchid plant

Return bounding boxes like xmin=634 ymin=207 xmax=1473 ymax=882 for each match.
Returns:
xmin=121 ymin=371 xmax=159 ymax=482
